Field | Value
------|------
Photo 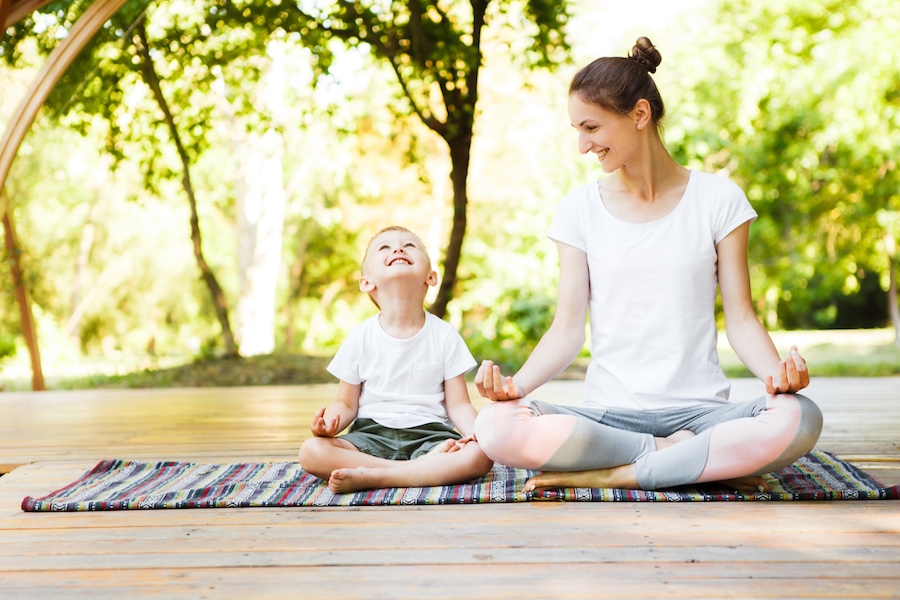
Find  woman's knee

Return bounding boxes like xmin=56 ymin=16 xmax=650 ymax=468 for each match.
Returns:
xmin=473 ymin=401 xmax=507 ymax=456
xmin=474 ymin=400 xmax=542 ymax=467
xmin=790 ymin=394 xmax=823 ymax=453
xmin=758 ymin=393 xmax=823 ymax=472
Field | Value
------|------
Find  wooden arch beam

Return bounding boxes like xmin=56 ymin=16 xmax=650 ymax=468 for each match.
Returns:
xmin=0 ymin=0 xmax=130 ymax=193
xmin=0 ymin=0 xmax=129 ymax=389
xmin=5 ymin=0 xmax=55 ymax=27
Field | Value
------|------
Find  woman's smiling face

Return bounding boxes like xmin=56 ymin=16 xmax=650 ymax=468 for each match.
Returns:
xmin=568 ymin=94 xmax=639 ymax=173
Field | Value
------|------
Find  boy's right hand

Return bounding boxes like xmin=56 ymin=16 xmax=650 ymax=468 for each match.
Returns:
xmin=310 ymin=406 xmax=342 ymax=437
xmin=475 ymin=360 xmax=523 ymax=401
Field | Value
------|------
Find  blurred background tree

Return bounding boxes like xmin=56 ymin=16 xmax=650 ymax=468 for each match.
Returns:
xmin=661 ymin=0 xmax=900 ymax=334
xmin=1 ymin=0 xmax=899 ymax=388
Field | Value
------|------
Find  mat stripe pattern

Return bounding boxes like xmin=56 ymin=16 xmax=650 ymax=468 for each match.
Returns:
xmin=21 ymin=450 xmax=899 ymax=511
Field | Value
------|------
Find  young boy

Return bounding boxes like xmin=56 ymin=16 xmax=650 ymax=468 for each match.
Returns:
xmin=298 ymin=226 xmax=493 ymax=493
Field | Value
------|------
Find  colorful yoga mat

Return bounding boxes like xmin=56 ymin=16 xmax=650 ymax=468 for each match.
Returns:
xmin=21 ymin=450 xmax=899 ymax=511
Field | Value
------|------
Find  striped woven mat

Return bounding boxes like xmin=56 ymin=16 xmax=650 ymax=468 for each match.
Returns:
xmin=21 ymin=450 xmax=899 ymax=511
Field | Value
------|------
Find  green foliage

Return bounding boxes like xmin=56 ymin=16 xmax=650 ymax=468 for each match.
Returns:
xmin=51 ymin=352 xmax=334 ymax=388
xmin=0 ymin=334 xmax=16 ymax=363
xmin=6 ymin=0 xmax=900 ymax=385
xmin=663 ymin=0 xmax=900 ymax=330
xmin=460 ymin=289 xmax=556 ymax=372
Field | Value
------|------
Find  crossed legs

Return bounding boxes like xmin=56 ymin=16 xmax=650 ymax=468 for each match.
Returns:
xmin=298 ymin=436 xmax=493 ymax=493
xmin=473 ymin=394 xmax=823 ymax=491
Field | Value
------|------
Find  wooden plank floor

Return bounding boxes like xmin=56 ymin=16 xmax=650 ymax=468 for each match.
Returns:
xmin=1 ymin=378 xmax=899 ymax=598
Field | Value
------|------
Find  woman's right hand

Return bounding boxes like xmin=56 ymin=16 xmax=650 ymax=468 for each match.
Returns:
xmin=474 ymin=360 xmax=523 ymax=401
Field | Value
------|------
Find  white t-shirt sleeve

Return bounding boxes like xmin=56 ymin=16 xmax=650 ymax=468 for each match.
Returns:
xmin=326 ymin=327 xmax=364 ymax=384
xmin=547 ymin=184 xmax=591 ymax=251
xmin=441 ymin=325 xmax=477 ymax=381
xmin=712 ymin=176 xmax=758 ymax=244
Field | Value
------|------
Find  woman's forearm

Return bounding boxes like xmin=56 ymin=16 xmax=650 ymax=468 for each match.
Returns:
xmin=513 ymin=321 xmax=586 ymax=397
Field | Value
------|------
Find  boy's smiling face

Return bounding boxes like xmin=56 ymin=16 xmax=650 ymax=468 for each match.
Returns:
xmin=360 ymin=228 xmax=437 ymax=299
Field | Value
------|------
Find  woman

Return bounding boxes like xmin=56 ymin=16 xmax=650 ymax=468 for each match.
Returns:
xmin=473 ymin=37 xmax=822 ymax=492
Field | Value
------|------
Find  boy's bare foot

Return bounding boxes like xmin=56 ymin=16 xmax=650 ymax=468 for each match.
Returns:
xmin=655 ymin=429 xmax=696 ymax=451
xmin=329 ymin=467 xmax=380 ymax=493
xmin=524 ymin=463 xmax=638 ymax=492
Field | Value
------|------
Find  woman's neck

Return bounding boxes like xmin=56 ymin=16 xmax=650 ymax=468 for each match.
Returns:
xmin=608 ymin=139 xmax=688 ymax=202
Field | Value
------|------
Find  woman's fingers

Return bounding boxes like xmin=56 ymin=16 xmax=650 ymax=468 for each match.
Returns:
xmin=788 ymin=346 xmax=810 ymax=391
xmin=766 ymin=347 xmax=810 ymax=395
xmin=475 ymin=360 xmax=495 ymax=398
xmin=492 ymin=364 xmax=506 ymax=394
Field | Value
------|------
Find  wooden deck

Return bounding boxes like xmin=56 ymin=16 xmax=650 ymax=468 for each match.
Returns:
xmin=1 ymin=378 xmax=899 ymax=598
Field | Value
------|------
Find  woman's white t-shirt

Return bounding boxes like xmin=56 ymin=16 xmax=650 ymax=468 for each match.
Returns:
xmin=327 ymin=311 xmax=477 ymax=428
xmin=547 ymin=170 xmax=757 ymax=411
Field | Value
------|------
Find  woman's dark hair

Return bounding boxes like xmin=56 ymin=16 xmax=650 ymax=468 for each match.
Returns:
xmin=569 ymin=37 xmax=665 ymax=123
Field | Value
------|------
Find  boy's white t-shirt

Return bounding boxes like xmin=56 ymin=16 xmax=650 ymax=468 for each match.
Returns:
xmin=547 ymin=170 xmax=758 ymax=411
xmin=327 ymin=311 xmax=477 ymax=429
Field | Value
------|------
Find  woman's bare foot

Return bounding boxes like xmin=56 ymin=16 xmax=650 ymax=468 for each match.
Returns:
xmin=718 ymin=475 xmax=771 ymax=493
xmin=655 ymin=429 xmax=696 ymax=451
xmin=524 ymin=463 xmax=639 ymax=492
xmin=329 ymin=467 xmax=381 ymax=493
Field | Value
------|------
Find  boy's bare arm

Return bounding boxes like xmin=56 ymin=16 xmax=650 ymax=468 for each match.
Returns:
xmin=311 ymin=381 xmax=360 ymax=437
xmin=444 ymin=373 xmax=479 ymax=438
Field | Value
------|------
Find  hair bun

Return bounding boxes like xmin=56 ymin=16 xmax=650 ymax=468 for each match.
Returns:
xmin=629 ymin=36 xmax=662 ymax=74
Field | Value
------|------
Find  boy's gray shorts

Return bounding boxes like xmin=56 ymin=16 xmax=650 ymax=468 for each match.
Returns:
xmin=529 ymin=396 xmax=769 ymax=436
xmin=339 ymin=418 xmax=462 ymax=460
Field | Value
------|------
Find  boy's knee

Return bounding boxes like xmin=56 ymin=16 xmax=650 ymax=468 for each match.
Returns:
xmin=298 ymin=437 xmax=327 ymax=467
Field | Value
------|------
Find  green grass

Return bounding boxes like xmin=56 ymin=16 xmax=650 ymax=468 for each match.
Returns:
xmin=1 ymin=329 xmax=898 ymax=391
xmin=717 ymin=328 xmax=900 ymax=378
xmin=0 ymin=353 xmax=334 ymax=391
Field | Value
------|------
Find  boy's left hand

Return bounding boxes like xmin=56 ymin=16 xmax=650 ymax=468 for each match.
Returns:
xmin=765 ymin=346 xmax=810 ymax=394
xmin=310 ymin=406 xmax=342 ymax=437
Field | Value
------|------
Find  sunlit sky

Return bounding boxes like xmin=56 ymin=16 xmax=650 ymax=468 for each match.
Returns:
xmin=567 ymin=0 xmax=711 ymax=61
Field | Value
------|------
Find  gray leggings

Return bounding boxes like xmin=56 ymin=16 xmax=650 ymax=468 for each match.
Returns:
xmin=528 ymin=396 xmax=821 ymax=488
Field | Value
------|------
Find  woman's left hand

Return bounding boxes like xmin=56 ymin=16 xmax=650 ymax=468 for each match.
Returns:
xmin=765 ymin=346 xmax=810 ymax=394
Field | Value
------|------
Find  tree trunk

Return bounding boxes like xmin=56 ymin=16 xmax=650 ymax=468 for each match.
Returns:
xmin=1 ymin=192 xmax=45 ymax=390
xmin=135 ymin=22 xmax=237 ymax=356
xmin=235 ymin=128 xmax=285 ymax=356
xmin=889 ymin=252 xmax=900 ymax=346
xmin=233 ymin=42 xmax=287 ymax=357
xmin=429 ymin=135 xmax=471 ymax=319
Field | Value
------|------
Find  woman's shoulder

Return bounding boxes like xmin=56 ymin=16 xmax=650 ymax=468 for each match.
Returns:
xmin=556 ymin=181 xmax=601 ymax=213
xmin=686 ymin=171 xmax=751 ymax=215
xmin=689 ymin=170 xmax=746 ymax=196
